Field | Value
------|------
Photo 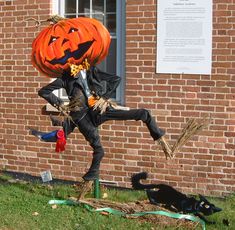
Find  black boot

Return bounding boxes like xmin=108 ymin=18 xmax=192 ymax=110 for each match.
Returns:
xmin=82 ymin=150 xmax=104 ymax=181
xmin=29 ymin=128 xmax=45 ymax=140
xmin=82 ymin=169 xmax=99 ymax=181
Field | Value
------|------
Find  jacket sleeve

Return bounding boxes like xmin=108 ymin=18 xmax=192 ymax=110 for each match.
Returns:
xmin=88 ymin=66 xmax=121 ymax=99
xmin=38 ymin=77 xmax=65 ymax=107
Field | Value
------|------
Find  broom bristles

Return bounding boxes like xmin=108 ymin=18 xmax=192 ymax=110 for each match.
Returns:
xmin=172 ymin=116 xmax=211 ymax=155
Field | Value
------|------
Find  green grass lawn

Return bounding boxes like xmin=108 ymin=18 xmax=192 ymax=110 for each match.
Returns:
xmin=0 ymin=173 xmax=234 ymax=230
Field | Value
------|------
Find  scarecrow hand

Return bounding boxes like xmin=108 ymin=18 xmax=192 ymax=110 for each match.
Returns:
xmin=93 ymin=97 xmax=109 ymax=114
xmin=88 ymin=95 xmax=99 ymax=108
xmin=57 ymin=104 xmax=69 ymax=116
xmin=93 ymin=98 xmax=118 ymax=114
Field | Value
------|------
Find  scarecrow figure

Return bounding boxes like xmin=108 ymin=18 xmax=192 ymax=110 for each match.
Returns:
xmin=29 ymin=16 xmax=173 ymax=182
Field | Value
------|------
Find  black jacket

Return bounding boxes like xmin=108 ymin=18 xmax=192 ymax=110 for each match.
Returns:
xmin=38 ymin=66 xmax=121 ymax=119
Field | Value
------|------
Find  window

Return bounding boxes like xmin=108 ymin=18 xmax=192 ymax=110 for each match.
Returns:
xmin=53 ymin=0 xmax=126 ymax=104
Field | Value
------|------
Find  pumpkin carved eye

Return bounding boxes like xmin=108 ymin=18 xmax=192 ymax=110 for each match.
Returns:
xmin=49 ymin=36 xmax=58 ymax=45
xmin=69 ymin=28 xmax=78 ymax=33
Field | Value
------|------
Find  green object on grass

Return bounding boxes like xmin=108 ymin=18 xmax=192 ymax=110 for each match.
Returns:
xmin=48 ymin=199 xmax=206 ymax=230
xmin=48 ymin=199 xmax=76 ymax=205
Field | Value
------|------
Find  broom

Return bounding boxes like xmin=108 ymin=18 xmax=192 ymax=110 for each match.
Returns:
xmin=171 ymin=116 xmax=211 ymax=157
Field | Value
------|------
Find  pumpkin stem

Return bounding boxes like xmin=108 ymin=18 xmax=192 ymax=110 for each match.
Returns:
xmin=23 ymin=15 xmax=65 ymax=28
xmin=47 ymin=15 xmax=65 ymax=24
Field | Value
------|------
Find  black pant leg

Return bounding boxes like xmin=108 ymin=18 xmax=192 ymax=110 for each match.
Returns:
xmin=77 ymin=114 xmax=104 ymax=180
xmin=97 ymin=108 xmax=165 ymax=140
xmin=63 ymin=117 xmax=76 ymax=138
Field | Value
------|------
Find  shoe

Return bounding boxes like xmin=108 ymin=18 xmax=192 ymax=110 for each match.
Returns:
xmin=82 ymin=170 xmax=99 ymax=181
xmin=28 ymin=128 xmax=57 ymax=142
xmin=28 ymin=128 xmax=43 ymax=140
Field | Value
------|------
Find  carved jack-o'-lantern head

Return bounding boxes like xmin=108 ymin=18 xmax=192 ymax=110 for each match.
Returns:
xmin=31 ymin=17 xmax=111 ymax=78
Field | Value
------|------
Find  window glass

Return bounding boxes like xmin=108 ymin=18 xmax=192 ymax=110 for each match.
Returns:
xmin=106 ymin=13 xmax=116 ymax=33
xmin=107 ymin=39 xmax=117 ymax=98
xmin=93 ymin=0 xmax=104 ymax=14
xmin=65 ymin=0 xmax=76 ymax=14
xmin=61 ymin=88 xmax=67 ymax=97
xmin=65 ymin=14 xmax=76 ymax=18
xmin=106 ymin=0 xmax=116 ymax=12
xmin=106 ymin=39 xmax=116 ymax=74
xmin=97 ymin=39 xmax=116 ymax=73
xmin=78 ymin=0 xmax=90 ymax=15
xmin=93 ymin=14 xmax=104 ymax=24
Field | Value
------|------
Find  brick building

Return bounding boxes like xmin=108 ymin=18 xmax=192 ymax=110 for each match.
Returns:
xmin=0 ymin=0 xmax=234 ymax=196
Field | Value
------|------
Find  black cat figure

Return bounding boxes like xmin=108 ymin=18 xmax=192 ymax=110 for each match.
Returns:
xmin=131 ymin=172 xmax=222 ymax=224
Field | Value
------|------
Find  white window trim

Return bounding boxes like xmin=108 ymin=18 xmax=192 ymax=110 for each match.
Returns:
xmin=51 ymin=0 xmax=59 ymax=15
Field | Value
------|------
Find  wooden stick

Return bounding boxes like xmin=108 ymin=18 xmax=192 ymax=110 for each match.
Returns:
xmin=77 ymin=181 xmax=93 ymax=201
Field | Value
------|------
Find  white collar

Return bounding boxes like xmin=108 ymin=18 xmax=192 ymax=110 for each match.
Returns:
xmin=80 ymin=69 xmax=87 ymax=79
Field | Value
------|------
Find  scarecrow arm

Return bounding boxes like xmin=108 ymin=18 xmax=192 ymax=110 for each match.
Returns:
xmin=38 ymin=77 xmax=65 ymax=108
xmin=88 ymin=66 xmax=121 ymax=99
xmin=102 ymin=75 xmax=121 ymax=99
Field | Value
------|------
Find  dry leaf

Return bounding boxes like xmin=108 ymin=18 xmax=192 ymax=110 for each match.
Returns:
xmin=102 ymin=193 xmax=108 ymax=199
xmin=32 ymin=212 xmax=39 ymax=216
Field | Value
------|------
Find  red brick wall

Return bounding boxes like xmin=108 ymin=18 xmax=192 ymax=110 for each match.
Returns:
xmin=0 ymin=0 xmax=234 ymax=196
xmin=125 ymin=0 xmax=235 ymax=196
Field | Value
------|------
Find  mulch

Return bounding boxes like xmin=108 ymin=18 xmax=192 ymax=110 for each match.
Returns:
xmin=79 ymin=198 xmax=201 ymax=230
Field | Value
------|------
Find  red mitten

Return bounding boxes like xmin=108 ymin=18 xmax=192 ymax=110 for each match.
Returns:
xmin=55 ymin=129 xmax=66 ymax=152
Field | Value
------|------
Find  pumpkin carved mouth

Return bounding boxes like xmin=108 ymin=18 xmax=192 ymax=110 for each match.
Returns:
xmin=48 ymin=40 xmax=94 ymax=65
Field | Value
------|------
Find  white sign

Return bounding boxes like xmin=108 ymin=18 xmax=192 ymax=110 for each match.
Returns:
xmin=156 ymin=0 xmax=212 ymax=74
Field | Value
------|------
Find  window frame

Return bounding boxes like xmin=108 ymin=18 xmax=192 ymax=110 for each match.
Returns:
xmin=52 ymin=0 xmax=126 ymax=105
